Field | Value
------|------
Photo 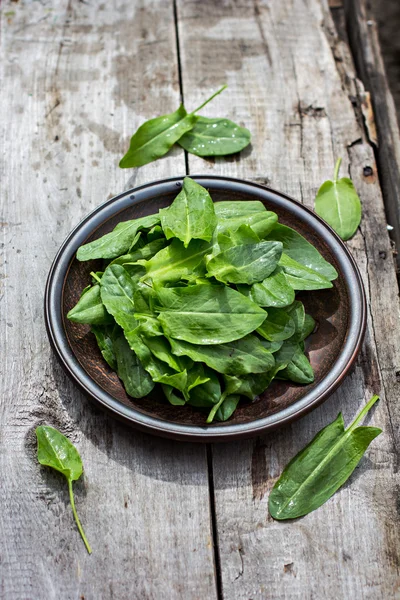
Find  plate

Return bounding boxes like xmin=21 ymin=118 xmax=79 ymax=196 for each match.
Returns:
xmin=44 ymin=176 xmax=366 ymax=441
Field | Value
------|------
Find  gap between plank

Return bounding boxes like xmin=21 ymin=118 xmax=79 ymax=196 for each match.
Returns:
xmin=207 ymin=445 xmax=224 ymax=600
xmin=172 ymin=2 xmax=221 ymax=597
xmin=173 ymin=0 xmax=189 ymax=175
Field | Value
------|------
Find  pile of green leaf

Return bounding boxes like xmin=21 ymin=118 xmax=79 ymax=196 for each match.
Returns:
xmin=68 ymin=178 xmax=338 ymax=422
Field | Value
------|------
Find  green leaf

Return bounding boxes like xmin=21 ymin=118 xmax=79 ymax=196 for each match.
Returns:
xmin=139 ymin=238 xmax=211 ymax=284
xmin=272 ymin=337 xmax=299 ymax=367
xmin=185 ymin=363 xmax=211 ymax=395
xmin=110 ymin=238 xmax=166 ymax=269
xmin=301 ymin=314 xmax=316 ymax=341
xmin=127 ymin=332 xmax=188 ymax=393
xmin=314 ymin=158 xmax=362 ymax=241
xmin=156 ymin=284 xmax=267 ymax=345
xmin=143 ymin=335 xmax=192 ymax=372
xmin=178 ymin=116 xmax=251 ymax=156
xmin=215 ymin=201 xmax=278 ymax=238
xmin=268 ymin=395 xmax=381 ymax=520
xmin=257 ymin=308 xmax=295 ymax=342
xmin=159 ymin=177 xmax=217 ymax=247
xmin=119 ymin=85 xmax=227 ymax=168
xmin=67 ymin=284 xmax=113 ymax=325
xmin=36 ymin=426 xmax=91 ymax=554
xmin=36 ymin=426 xmax=83 ymax=481
xmin=119 ymin=105 xmax=198 ymax=168
xmin=90 ymin=324 xmax=118 ymax=370
xmin=162 ymin=385 xmax=186 ymax=406
xmin=100 ymin=264 xmax=138 ymax=335
xmin=265 ymin=224 xmax=338 ymax=280
xmin=259 ymin=338 xmax=283 ymax=353
xmin=279 ymin=253 xmax=333 ymax=291
xmin=285 ymin=300 xmax=305 ymax=341
xmin=278 ymin=344 xmax=314 ymax=384
xmin=113 ymin=332 xmax=154 ymax=397
xmin=188 ymin=376 xmax=222 ymax=408
xmin=238 ymin=267 xmax=295 ymax=308
xmin=206 ymin=241 xmax=283 ymax=285
xmin=217 ymin=224 xmax=260 ymax=251
xmin=146 ymin=225 xmax=164 ymax=242
xmin=214 ymin=395 xmax=241 ymax=421
xmin=169 ymin=334 xmax=275 ymax=375
xmin=77 ymin=214 xmax=160 ymax=261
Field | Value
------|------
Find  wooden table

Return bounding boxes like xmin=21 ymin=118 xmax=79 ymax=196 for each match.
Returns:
xmin=1 ymin=1 xmax=399 ymax=598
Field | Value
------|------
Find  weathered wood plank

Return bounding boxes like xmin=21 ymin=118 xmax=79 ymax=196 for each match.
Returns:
xmin=345 ymin=0 xmax=400 ymax=270
xmin=0 ymin=2 xmax=216 ymax=599
xmin=176 ymin=0 xmax=400 ymax=597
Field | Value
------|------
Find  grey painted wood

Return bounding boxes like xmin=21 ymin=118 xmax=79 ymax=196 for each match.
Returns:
xmin=345 ymin=0 xmax=400 ymax=270
xmin=0 ymin=2 xmax=216 ymax=599
xmin=176 ymin=0 xmax=400 ymax=598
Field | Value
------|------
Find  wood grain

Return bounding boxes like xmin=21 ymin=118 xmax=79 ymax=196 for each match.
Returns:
xmin=0 ymin=2 xmax=216 ymax=599
xmin=176 ymin=0 xmax=400 ymax=597
xmin=345 ymin=0 xmax=400 ymax=271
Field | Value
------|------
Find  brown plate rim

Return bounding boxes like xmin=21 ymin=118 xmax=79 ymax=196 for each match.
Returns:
xmin=44 ymin=175 xmax=366 ymax=441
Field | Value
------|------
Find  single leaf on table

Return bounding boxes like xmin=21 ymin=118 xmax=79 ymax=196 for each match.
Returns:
xmin=159 ymin=177 xmax=217 ymax=247
xmin=91 ymin=324 xmax=118 ymax=370
xmin=238 ymin=267 xmax=295 ymax=308
xmin=178 ymin=116 xmax=251 ymax=156
xmin=35 ymin=426 xmax=91 ymax=554
xmin=257 ymin=307 xmax=295 ymax=342
xmin=206 ymin=241 xmax=283 ymax=285
xmin=278 ymin=344 xmax=314 ymax=384
xmin=268 ymin=395 xmax=381 ymax=520
xmin=119 ymin=85 xmax=227 ymax=168
xmin=119 ymin=105 xmax=198 ymax=168
xmin=215 ymin=201 xmax=278 ymax=238
xmin=169 ymin=334 xmax=275 ymax=375
xmin=67 ymin=284 xmax=113 ymax=326
xmin=113 ymin=332 xmax=154 ymax=398
xmin=77 ymin=214 xmax=160 ymax=261
xmin=265 ymin=223 xmax=338 ymax=280
xmin=314 ymin=157 xmax=362 ymax=241
xmin=100 ymin=264 xmax=138 ymax=334
xmin=279 ymin=253 xmax=333 ymax=291
xmin=138 ymin=238 xmax=211 ymax=283
xmin=156 ymin=284 xmax=267 ymax=345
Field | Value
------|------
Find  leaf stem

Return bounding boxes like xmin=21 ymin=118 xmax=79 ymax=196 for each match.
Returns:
xmin=90 ymin=271 xmax=102 ymax=284
xmin=347 ymin=395 xmax=380 ymax=433
xmin=68 ymin=479 xmax=92 ymax=554
xmin=333 ymin=157 xmax=342 ymax=182
xmin=206 ymin=393 xmax=226 ymax=424
xmin=192 ymin=85 xmax=227 ymax=115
